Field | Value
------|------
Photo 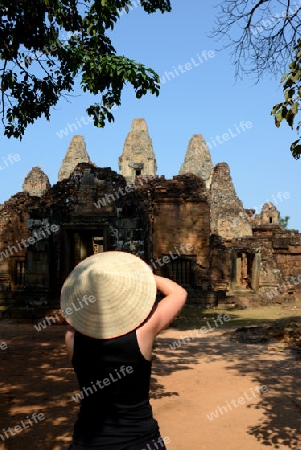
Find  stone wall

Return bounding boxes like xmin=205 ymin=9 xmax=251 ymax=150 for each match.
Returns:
xmin=0 ymin=193 xmax=40 ymax=301
xmin=137 ymin=174 xmax=211 ymax=301
xmin=38 ymin=163 xmax=149 ymax=296
xmin=210 ymin=224 xmax=301 ymax=306
xmin=269 ymin=228 xmax=301 ymax=300
xmin=0 ymin=164 xmax=149 ymax=304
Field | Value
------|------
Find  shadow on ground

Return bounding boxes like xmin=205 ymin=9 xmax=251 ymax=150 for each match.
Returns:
xmin=0 ymin=319 xmax=200 ymax=450
xmin=155 ymin=316 xmax=301 ymax=449
xmin=0 ymin=320 xmax=77 ymax=450
xmin=1 ymin=313 xmax=301 ymax=449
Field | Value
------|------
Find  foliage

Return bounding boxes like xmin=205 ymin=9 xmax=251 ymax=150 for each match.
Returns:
xmin=278 ymin=213 xmax=290 ymax=229
xmin=211 ymin=0 xmax=301 ymax=158
xmin=0 ymin=0 xmax=171 ymax=139
xmin=271 ymin=40 xmax=301 ymax=159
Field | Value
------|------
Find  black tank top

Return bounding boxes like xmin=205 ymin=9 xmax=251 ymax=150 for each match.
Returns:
xmin=71 ymin=329 xmax=159 ymax=449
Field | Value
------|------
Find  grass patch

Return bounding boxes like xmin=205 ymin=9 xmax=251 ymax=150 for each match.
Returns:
xmin=171 ymin=301 xmax=301 ymax=331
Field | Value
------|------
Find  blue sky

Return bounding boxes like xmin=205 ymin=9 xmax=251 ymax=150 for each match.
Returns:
xmin=0 ymin=1 xmax=300 ymax=230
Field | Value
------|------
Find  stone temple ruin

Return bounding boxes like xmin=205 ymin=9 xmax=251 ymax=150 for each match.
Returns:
xmin=1 ymin=118 xmax=301 ymax=313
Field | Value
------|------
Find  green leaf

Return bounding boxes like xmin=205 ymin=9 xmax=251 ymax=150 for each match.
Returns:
xmin=0 ymin=0 xmax=171 ymax=138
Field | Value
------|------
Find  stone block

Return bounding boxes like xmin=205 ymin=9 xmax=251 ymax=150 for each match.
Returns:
xmin=272 ymin=239 xmax=289 ymax=249
xmin=276 ymin=254 xmax=286 ymax=264
xmin=288 ymin=245 xmax=301 ymax=253
xmin=289 ymin=237 xmax=301 ymax=246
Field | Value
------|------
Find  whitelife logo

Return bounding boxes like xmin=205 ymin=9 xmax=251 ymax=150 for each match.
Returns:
xmin=206 ymin=121 xmax=253 ymax=150
xmin=169 ymin=314 xmax=231 ymax=350
xmin=206 ymin=385 xmax=268 ymax=421
xmin=160 ymin=50 xmax=215 ymax=85
xmin=72 ymin=365 xmax=134 ymax=403
xmin=0 ymin=153 xmax=21 ymax=171
xmin=0 ymin=412 xmax=45 ymax=442
xmin=0 ymin=225 xmax=59 ymax=261
xmin=34 ymin=294 xmax=96 ymax=331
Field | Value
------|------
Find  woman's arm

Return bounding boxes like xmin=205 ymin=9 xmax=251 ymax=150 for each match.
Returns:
xmin=146 ymin=275 xmax=187 ymax=336
xmin=65 ymin=326 xmax=75 ymax=362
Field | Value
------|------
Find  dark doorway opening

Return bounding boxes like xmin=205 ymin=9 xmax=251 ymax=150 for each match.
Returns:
xmin=62 ymin=226 xmax=107 ymax=282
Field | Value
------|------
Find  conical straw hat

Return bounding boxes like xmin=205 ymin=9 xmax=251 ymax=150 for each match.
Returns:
xmin=60 ymin=251 xmax=156 ymax=339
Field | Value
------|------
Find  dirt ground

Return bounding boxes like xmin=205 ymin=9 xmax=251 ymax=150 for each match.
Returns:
xmin=0 ymin=318 xmax=301 ymax=450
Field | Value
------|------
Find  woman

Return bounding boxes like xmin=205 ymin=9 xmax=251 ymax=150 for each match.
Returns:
xmin=61 ymin=251 xmax=187 ymax=450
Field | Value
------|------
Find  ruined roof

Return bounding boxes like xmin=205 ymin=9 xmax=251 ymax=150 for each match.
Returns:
xmin=136 ymin=173 xmax=208 ymax=202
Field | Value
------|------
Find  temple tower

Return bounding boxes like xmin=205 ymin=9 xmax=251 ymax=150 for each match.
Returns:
xmin=258 ymin=202 xmax=279 ymax=225
xmin=58 ymin=135 xmax=92 ymax=181
xmin=179 ymin=134 xmax=214 ymax=189
xmin=210 ymin=163 xmax=252 ymax=239
xmin=118 ymin=118 xmax=157 ymax=183
xmin=22 ymin=167 xmax=51 ymax=197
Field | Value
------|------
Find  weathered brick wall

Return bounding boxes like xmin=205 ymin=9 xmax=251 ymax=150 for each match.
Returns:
xmin=209 ymin=235 xmax=230 ymax=292
xmin=212 ymin=226 xmax=301 ymax=304
xmin=271 ymin=229 xmax=301 ymax=298
xmin=137 ymin=174 xmax=211 ymax=295
xmin=0 ymin=164 xmax=150 ymax=303
xmin=35 ymin=164 xmax=149 ymax=295
xmin=0 ymin=193 xmax=41 ymax=297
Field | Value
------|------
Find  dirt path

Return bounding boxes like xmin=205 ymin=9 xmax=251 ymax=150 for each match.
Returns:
xmin=0 ymin=320 xmax=300 ymax=450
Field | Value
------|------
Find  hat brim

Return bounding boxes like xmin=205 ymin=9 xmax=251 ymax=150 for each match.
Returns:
xmin=60 ymin=251 xmax=156 ymax=339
